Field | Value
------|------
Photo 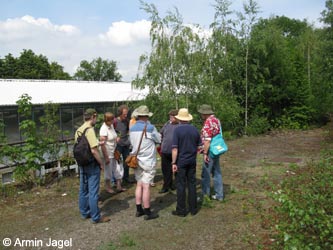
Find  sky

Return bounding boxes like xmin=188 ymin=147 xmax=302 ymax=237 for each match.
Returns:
xmin=0 ymin=0 xmax=327 ymax=81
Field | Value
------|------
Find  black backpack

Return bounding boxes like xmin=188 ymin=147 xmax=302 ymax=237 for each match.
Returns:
xmin=73 ymin=127 xmax=95 ymax=166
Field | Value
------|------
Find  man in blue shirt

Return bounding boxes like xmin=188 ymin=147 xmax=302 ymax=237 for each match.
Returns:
xmin=171 ymin=108 xmax=202 ymax=217
xmin=129 ymin=105 xmax=161 ymax=220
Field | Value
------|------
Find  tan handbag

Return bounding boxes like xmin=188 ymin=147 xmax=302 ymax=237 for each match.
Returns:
xmin=125 ymin=155 xmax=138 ymax=168
xmin=125 ymin=124 xmax=147 ymax=169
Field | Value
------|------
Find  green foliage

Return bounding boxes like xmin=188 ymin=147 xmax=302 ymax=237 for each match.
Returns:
xmin=50 ymin=62 xmax=71 ymax=80
xmin=271 ymin=151 xmax=333 ymax=249
xmin=136 ymin=1 xmax=244 ymax=133
xmin=201 ymin=195 xmax=214 ymax=208
xmin=245 ymin=115 xmax=270 ymax=135
xmin=1 ymin=95 xmax=70 ymax=186
xmin=97 ymin=234 xmax=137 ymax=250
xmin=74 ymin=57 xmax=122 ymax=81
xmin=39 ymin=102 xmax=64 ymax=162
xmin=13 ymin=94 xmax=44 ymax=184
xmin=273 ymin=106 xmax=315 ymax=130
xmin=0 ymin=49 xmax=71 ymax=80
xmin=16 ymin=49 xmax=51 ymax=79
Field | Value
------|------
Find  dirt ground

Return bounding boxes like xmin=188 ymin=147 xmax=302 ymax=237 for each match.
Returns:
xmin=0 ymin=127 xmax=331 ymax=250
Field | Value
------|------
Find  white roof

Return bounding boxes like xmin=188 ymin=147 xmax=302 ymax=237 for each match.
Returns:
xmin=0 ymin=79 xmax=148 ymax=106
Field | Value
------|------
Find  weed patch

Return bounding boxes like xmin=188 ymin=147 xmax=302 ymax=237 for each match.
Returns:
xmin=270 ymin=150 xmax=333 ymax=249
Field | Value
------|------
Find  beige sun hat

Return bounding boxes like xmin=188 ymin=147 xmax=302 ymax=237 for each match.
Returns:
xmin=175 ymin=108 xmax=193 ymax=121
xmin=136 ymin=105 xmax=153 ymax=117
xmin=197 ymin=104 xmax=214 ymax=115
xmin=131 ymin=108 xmax=139 ymax=118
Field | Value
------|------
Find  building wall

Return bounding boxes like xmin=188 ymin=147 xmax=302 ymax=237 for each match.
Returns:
xmin=0 ymin=101 xmax=135 ymax=143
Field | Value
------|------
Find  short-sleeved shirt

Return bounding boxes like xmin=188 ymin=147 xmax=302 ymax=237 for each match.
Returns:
xmin=75 ymin=122 xmax=98 ymax=149
xmin=99 ymin=122 xmax=117 ymax=158
xmin=172 ymin=123 xmax=201 ymax=167
xmin=129 ymin=120 xmax=161 ymax=170
xmin=115 ymin=117 xmax=130 ymax=147
xmin=201 ymin=115 xmax=221 ymax=142
xmin=160 ymin=121 xmax=179 ymax=154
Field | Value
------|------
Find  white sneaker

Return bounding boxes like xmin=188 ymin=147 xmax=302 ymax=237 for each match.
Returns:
xmin=212 ymin=195 xmax=223 ymax=201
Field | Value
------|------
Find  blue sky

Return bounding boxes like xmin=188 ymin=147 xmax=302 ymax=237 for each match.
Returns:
xmin=0 ymin=0 xmax=327 ymax=81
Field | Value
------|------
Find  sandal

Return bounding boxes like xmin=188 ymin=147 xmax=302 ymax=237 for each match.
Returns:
xmin=105 ymin=189 xmax=115 ymax=194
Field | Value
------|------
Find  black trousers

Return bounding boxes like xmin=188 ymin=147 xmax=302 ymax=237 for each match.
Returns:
xmin=161 ymin=153 xmax=174 ymax=189
xmin=176 ymin=164 xmax=197 ymax=214
xmin=116 ymin=145 xmax=130 ymax=181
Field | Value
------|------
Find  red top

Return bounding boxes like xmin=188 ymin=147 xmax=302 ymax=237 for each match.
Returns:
xmin=201 ymin=115 xmax=221 ymax=141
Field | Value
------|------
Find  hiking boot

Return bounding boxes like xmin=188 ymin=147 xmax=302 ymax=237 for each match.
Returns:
xmin=143 ymin=208 xmax=159 ymax=220
xmin=190 ymin=209 xmax=198 ymax=216
xmin=158 ymin=188 xmax=169 ymax=194
xmin=136 ymin=211 xmax=145 ymax=217
xmin=92 ymin=215 xmax=110 ymax=224
xmin=144 ymin=212 xmax=159 ymax=220
xmin=172 ymin=210 xmax=187 ymax=217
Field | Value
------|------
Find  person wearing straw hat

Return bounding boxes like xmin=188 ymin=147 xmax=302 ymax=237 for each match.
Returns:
xmin=171 ymin=108 xmax=202 ymax=217
xmin=198 ymin=104 xmax=224 ymax=201
xmin=129 ymin=105 xmax=161 ymax=220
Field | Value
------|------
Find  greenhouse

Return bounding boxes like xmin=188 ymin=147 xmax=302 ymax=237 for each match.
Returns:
xmin=0 ymin=79 xmax=148 ymax=143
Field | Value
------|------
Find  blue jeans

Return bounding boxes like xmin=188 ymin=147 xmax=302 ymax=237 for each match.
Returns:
xmin=79 ymin=162 xmax=101 ymax=222
xmin=201 ymin=155 xmax=224 ymax=200
xmin=116 ymin=145 xmax=130 ymax=181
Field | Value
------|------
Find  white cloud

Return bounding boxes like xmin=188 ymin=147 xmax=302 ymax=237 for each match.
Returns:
xmin=99 ymin=20 xmax=151 ymax=46
xmin=0 ymin=16 xmax=152 ymax=81
xmin=0 ymin=15 xmax=79 ymax=42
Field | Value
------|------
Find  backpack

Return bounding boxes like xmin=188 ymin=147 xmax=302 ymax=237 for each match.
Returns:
xmin=73 ymin=127 xmax=95 ymax=166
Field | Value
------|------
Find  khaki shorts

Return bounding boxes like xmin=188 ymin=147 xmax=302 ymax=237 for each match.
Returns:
xmin=135 ymin=165 xmax=156 ymax=184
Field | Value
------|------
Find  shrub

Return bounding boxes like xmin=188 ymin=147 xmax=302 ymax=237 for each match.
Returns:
xmin=271 ymin=150 xmax=333 ymax=249
xmin=245 ymin=115 xmax=271 ymax=135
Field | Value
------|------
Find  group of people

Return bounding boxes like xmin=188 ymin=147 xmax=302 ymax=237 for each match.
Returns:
xmin=74 ymin=104 xmax=225 ymax=223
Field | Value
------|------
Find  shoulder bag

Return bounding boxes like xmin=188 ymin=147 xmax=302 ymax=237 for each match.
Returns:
xmin=125 ymin=124 xmax=147 ymax=168
xmin=209 ymin=120 xmax=228 ymax=157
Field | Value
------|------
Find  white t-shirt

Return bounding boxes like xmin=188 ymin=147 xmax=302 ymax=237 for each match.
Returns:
xmin=99 ymin=122 xmax=117 ymax=158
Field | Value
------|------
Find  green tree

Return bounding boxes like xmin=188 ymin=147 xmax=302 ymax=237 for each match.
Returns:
xmin=0 ymin=53 xmax=18 ymax=78
xmin=249 ymin=16 xmax=315 ymax=129
xmin=50 ymin=62 xmax=72 ymax=80
xmin=236 ymin=0 xmax=260 ymax=131
xmin=204 ymin=0 xmax=244 ymax=131
xmin=74 ymin=57 xmax=122 ymax=81
xmin=134 ymin=1 xmax=205 ymax=119
xmin=16 ymin=49 xmax=51 ymax=79
xmin=0 ymin=49 xmax=72 ymax=80
xmin=317 ymin=0 xmax=333 ymax=116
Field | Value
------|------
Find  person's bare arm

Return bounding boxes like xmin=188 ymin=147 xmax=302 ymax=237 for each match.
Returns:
xmin=99 ymin=136 xmax=110 ymax=164
xmin=172 ymin=148 xmax=178 ymax=172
